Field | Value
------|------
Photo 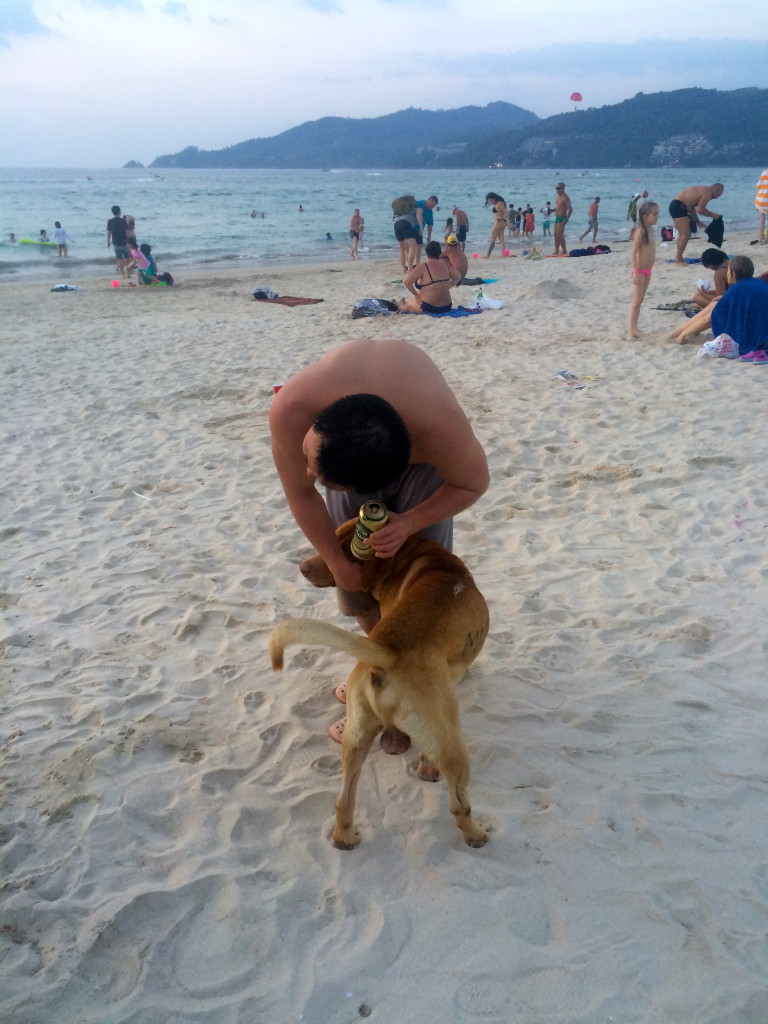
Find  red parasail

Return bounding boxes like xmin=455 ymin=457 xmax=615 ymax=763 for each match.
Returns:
xmin=570 ymin=91 xmax=582 ymax=102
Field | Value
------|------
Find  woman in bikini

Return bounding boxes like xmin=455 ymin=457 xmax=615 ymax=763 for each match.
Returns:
xmin=400 ymin=240 xmax=460 ymax=314
xmin=484 ymin=192 xmax=509 ymax=258
xmin=628 ymin=201 xmax=659 ymax=338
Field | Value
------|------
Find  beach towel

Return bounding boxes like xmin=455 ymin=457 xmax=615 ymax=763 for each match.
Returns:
xmin=399 ymin=306 xmax=483 ymax=319
xmin=710 ymin=277 xmax=768 ymax=355
xmin=254 ymin=296 xmax=324 ymax=306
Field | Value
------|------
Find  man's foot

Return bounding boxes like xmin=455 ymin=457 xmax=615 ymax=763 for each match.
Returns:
xmin=328 ymin=718 xmax=345 ymax=744
xmin=379 ymin=727 xmax=411 ymax=754
xmin=334 ymin=681 xmax=347 ymax=704
xmin=627 ymin=330 xmax=642 ymax=339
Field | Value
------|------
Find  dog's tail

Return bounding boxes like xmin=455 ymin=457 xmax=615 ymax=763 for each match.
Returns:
xmin=269 ymin=618 xmax=396 ymax=672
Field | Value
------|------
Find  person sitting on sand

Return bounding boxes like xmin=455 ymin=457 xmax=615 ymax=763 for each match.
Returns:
xmin=693 ymin=249 xmax=730 ymax=309
xmin=439 ymin=234 xmax=468 ymax=281
xmin=400 ymin=241 xmax=460 ymax=314
xmin=671 ymin=258 xmax=768 ymax=346
xmin=709 ymin=256 xmax=768 ymax=359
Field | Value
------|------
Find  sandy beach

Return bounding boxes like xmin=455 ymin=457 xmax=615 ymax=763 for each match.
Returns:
xmin=2 ymin=232 xmax=767 ymax=1024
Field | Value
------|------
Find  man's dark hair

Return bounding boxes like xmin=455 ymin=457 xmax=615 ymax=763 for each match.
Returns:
xmin=701 ymin=248 xmax=727 ymax=268
xmin=314 ymin=394 xmax=411 ymax=492
xmin=111 ymin=205 xmax=121 ymax=215
xmin=425 ymin=240 xmax=442 ymax=259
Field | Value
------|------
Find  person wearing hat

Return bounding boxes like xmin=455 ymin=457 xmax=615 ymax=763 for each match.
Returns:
xmin=440 ymin=233 xmax=468 ymax=280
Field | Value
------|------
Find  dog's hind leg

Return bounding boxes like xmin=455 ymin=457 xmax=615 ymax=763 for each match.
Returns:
xmin=438 ymin=741 xmax=490 ymax=848
xmin=332 ymin=703 xmax=380 ymax=850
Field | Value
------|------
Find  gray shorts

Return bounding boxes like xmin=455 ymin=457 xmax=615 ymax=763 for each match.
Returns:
xmin=325 ymin=463 xmax=452 ymax=616
xmin=114 ymin=244 xmax=130 ymax=259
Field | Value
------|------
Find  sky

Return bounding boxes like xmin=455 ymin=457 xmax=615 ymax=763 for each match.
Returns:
xmin=1 ymin=0 xmax=766 ymax=168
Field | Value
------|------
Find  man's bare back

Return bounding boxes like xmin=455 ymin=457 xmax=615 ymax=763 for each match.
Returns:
xmin=270 ymin=339 xmax=488 ymax=590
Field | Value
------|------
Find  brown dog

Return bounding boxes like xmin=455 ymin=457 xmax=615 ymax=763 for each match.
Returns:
xmin=269 ymin=519 xmax=490 ymax=850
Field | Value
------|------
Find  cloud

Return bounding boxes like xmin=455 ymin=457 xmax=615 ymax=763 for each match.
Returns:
xmin=0 ymin=0 xmax=48 ymax=46
xmin=163 ymin=1 xmax=190 ymax=16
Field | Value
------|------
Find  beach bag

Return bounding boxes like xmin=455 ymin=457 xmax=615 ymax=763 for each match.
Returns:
xmin=351 ymin=298 xmax=398 ymax=318
xmin=391 ymin=194 xmax=416 ymax=217
xmin=594 ymin=244 xmax=611 ymax=254
xmin=697 ymin=333 xmax=740 ymax=359
xmin=660 ymin=227 xmax=674 ymax=241
xmin=252 ymin=287 xmax=278 ymax=300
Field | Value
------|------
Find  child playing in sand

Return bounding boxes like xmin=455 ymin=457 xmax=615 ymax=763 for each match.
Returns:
xmin=628 ymin=201 xmax=659 ymax=338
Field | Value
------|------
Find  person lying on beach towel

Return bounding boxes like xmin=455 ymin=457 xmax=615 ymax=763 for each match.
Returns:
xmin=254 ymin=296 xmax=324 ymax=306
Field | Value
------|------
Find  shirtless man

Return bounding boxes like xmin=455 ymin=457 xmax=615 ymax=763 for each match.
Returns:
xmin=579 ymin=197 xmax=600 ymax=243
xmin=452 ymin=205 xmax=469 ymax=250
xmin=349 ymin=208 xmax=364 ymax=260
xmin=400 ymin=240 xmax=460 ymax=314
xmin=668 ymin=183 xmax=724 ymax=265
xmin=270 ymin=338 xmax=489 ymax=743
xmin=553 ymin=182 xmax=572 ymax=255
xmin=440 ymin=234 xmax=469 ymax=281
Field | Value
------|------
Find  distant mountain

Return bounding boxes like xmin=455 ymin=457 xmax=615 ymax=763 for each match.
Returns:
xmin=149 ymin=102 xmax=539 ymax=169
xmin=448 ymin=88 xmax=768 ymax=169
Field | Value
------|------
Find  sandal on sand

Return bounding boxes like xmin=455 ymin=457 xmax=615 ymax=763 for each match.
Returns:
xmin=334 ymin=681 xmax=347 ymax=704
xmin=740 ymin=351 xmax=759 ymax=361
xmin=328 ymin=717 xmax=345 ymax=744
xmin=751 ymin=351 xmax=768 ymax=364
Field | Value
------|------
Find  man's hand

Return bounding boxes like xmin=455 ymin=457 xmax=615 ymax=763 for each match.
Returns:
xmin=367 ymin=511 xmax=413 ymax=558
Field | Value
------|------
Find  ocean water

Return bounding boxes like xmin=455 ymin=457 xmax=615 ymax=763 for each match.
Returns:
xmin=1 ymin=166 xmax=763 ymax=278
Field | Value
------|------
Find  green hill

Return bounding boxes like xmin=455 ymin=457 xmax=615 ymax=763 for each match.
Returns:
xmin=150 ymin=102 xmax=539 ymax=169
xmin=449 ymin=88 xmax=768 ymax=168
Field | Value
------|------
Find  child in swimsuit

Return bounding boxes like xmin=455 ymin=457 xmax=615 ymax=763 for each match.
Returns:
xmin=628 ymin=202 xmax=659 ymax=338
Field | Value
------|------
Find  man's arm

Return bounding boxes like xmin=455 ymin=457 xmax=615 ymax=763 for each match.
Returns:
xmin=270 ymin=397 xmax=364 ymax=590
xmin=694 ymin=192 xmax=721 ymax=220
xmin=106 ymin=227 xmax=112 ymax=248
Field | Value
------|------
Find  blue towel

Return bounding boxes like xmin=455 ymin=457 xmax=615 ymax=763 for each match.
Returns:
xmin=400 ymin=305 xmax=483 ymax=318
xmin=425 ymin=305 xmax=483 ymax=318
xmin=666 ymin=258 xmax=701 ymax=264
xmin=710 ymin=277 xmax=768 ymax=355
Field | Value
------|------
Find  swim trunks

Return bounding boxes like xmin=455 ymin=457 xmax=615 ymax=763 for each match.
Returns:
xmin=420 ymin=301 xmax=452 ymax=315
xmin=555 ymin=215 xmax=566 ymax=224
xmin=113 ymin=244 xmax=130 ymax=260
xmin=669 ymin=199 xmax=689 ymax=220
xmin=349 ymin=230 xmax=359 ymax=240
xmin=394 ymin=217 xmax=418 ymax=242
xmin=457 ymin=224 xmax=467 ymax=243
xmin=325 ymin=463 xmax=452 ymax=616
